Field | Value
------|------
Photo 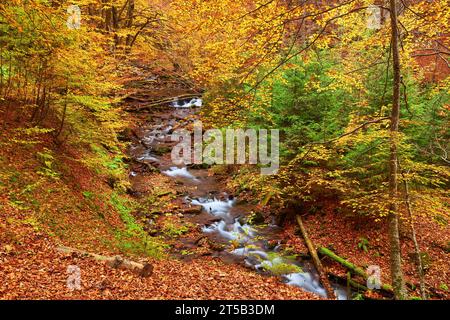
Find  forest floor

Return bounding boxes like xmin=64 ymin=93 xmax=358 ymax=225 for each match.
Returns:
xmin=0 ymin=225 xmax=317 ymax=299
xmin=0 ymin=65 xmax=448 ymax=300
xmin=0 ymin=89 xmax=316 ymax=300
xmin=278 ymin=204 xmax=450 ymax=299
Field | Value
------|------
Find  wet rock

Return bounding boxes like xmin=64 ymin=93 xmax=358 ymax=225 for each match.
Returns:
xmin=153 ymin=146 xmax=171 ymax=155
xmin=149 ymin=209 xmax=163 ymax=215
xmin=107 ymin=176 xmax=118 ymax=189
xmin=265 ymin=239 xmax=279 ymax=250
xmin=236 ymin=216 xmax=246 ymax=225
xmin=274 ymin=212 xmax=287 ymax=226
xmin=117 ymin=128 xmax=136 ymax=142
xmin=196 ymin=236 xmax=209 ymax=247
xmin=248 ymin=210 xmax=265 ymax=224
xmin=156 ymin=190 xmax=175 ymax=197
xmin=123 ymin=156 xmax=132 ymax=164
xmin=147 ymin=229 xmax=159 ymax=236
xmin=126 ymin=188 xmax=142 ymax=197
xmin=134 ymin=161 xmax=160 ymax=173
xmin=191 ymin=214 xmax=221 ymax=226
xmin=208 ymin=240 xmax=226 ymax=252
xmin=174 ymin=113 xmax=187 ymax=120
xmin=141 ymin=140 xmax=154 ymax=149
xmin=181 ymin=205 xmax=203 ymax=215
xmin=235 ymin=198 xmax=248 ymax=205
xmin=187 ymin=163 xmax=210 ymax=169
xmin=196 ymin=236 xmax=225 ymax=252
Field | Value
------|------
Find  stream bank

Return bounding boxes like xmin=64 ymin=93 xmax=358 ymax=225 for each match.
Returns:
xmin=123 ymin=73 xmax=351 ymax=300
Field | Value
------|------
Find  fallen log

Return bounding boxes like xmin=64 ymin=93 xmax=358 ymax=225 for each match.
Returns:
xmin=133 ymin=157 xmax=160 ymax=172
xmin=403 ymin=177 xmax=427 ymax=299
xmin=321 ymin=247 xmax=443 ymax=298
xmin=318 ymin=246 xmax=393 ymax=292
xmin=318 ymin=247 xmax=366 ymax=278
xmin=125 ymin=93 xmax=202 ymax=110
xmin=56 ymin=246 xmax=153 ymax=277
xmin=328 ymin=272 xmax=394 ymax=300
xmin=296 ymin=215 xmax=336 ymax=299
xmin=328 ymin=272 xmax=368 ymax=291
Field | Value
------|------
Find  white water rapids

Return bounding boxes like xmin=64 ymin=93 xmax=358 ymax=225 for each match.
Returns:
xmin=189 ymin=195 xmax=348 ymax=300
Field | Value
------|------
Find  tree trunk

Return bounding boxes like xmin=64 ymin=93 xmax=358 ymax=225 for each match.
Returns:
xmin=55 ymin=86 xmax=68 ymax=140
xmin=403 ymin=178 xmax=427 ymax=299
xmin=56 ymin=246 xmax=153 ymax=277
xmin=0 ymin=44 xmax=3 ymax=97
xmin=388 ymin=0 xmax=406 ymax=300
xmin=318 ymin=247 xmax=393 ymax=292
xmin=103 ymin=0 xmax=112 ymax=31
xmin=125 ymin=0 xmax=135 ymax=49
xmin=296 ymin=215 xmax=336 ymax=299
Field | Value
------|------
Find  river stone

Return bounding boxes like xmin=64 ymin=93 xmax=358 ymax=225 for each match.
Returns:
xmin=249 ymin=210 xmax=265 ymax=224
xmin=153 ymin=146 xmax=171 ymax=155
xmin=181 ymin=205 xmax=203 ymax=215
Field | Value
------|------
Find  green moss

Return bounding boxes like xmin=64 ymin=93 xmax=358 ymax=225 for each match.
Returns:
xmin=109 ymin=193 xmax=164 ymax=258
xmin=258 ymin=252 xmax=303 ymax=276
xmin=82 ymin=191 xmax=94 ymax=199
xmin=162 ymin=221 xmax=191 ymax=238
xmin=261 ymin=260 xmax=302 ymax=276
xmin=87 ymin=144 xmax=130 ymax=192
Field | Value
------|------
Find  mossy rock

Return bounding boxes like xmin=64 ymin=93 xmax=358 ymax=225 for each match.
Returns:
xmin=187 ymin=163 xmax=210 ymax=169
xmin=117 ymin=128 xmax=133 ymax=142
xmin=248 ymin=211 xmax=265 ymax=225
xmin=152 ymin=146 xmax=171 ymax=155
xmin=207 ymin=239 xmax=226 ymax=251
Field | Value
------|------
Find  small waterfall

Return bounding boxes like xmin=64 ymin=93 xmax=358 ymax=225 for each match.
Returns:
xmin=191 ymin=195 xmax=350 ymax=300
xmin=163 ymin=167 xmax=199 ymax=181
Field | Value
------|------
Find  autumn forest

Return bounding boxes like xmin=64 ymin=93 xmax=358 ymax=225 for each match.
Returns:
xmin=0 ymin=0 xmax=449 ymax=303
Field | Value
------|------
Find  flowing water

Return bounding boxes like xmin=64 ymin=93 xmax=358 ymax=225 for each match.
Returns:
xmin=129 ymin=96 xmax=351 ymax=300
